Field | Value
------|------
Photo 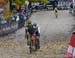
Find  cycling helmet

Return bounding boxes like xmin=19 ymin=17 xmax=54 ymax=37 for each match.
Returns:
xmin=33 ymin=23 xmax=37 ymax=29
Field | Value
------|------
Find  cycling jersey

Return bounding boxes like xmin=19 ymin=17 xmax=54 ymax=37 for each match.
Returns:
xmin=54 ymin=8 xmax=58 ymax=13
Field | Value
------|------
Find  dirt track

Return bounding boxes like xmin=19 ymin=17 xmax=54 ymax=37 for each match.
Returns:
xmin=0 ymin=10 xmax=75 ymax=58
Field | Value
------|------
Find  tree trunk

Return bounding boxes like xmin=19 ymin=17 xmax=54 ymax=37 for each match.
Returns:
xmin=0 ymin=0 xmax=9 ymax=11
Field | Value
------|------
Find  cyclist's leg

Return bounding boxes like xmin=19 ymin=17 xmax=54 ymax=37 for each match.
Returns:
xmin=26 ymin=32 xmax=30 ymax=45
xmin=29 ymin=40 xmax=32 ymax=54
xmin=29 ymin=34 xmax=33 ymax=54
xmin=31 ymin=35 xmax=36 ymax=50
xmin=56 ymin=13 xmax=58 ymax=18
xmin=55 ymin=12 xmax=58 ymax=18
xmin=69 ymin=8 xmax=73 ymax=14
xmin=36 ymin=36 xmax=40 ymax=49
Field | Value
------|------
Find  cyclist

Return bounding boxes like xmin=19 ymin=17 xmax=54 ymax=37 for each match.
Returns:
xmin=33 ymin=23 xmax=40 ymax=50
xmin=69 ymin=3 xmax=73 ymax=14
xmin=25 ymin=21 xmax=40 ymax=53
xmin=25 ymin=21 xmax=33 ymax=45
xmin=54 ymin=7 xmax=58 ymax=18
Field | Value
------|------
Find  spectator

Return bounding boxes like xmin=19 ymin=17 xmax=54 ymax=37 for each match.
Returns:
xmin=18 ymin=10 xmax=25 ymax=29
xmin=70 ymin=3 xmax=73 ymax=9
xmin=16 ymin=4 xmax=21 ymax=12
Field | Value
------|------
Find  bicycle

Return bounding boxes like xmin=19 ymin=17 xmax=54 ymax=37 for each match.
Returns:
xmin=25 ymin=33 xmax=39 ymax=54
xmin=54 ymin=11 xmax=58 ymax=18
xmin=29 ymin=34 xmax=40 ymax=54
xmin=54 ymin=8 xmax=58 ymax=18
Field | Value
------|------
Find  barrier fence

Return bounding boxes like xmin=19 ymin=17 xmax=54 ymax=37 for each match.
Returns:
xmin=0 ymin=9 xmax=32 ymax=36
xmin=0 ymin=22 xmax=18 ymax=36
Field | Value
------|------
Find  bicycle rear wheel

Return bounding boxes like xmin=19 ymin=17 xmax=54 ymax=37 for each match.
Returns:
xmin=35 ymin=38 xmax=40 ymax=51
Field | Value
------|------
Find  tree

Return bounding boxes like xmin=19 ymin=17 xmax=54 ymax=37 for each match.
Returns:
xmin=40 ymin=0 xmax=49 ymax=4
xmin=31 ymin=0 xmax=49 ymax=4
xmin=15 ymin=0 xmax=25 ymax=6
xmin=0 ymin=0 xmax=8 ymax=5
xmin=0 ymin=0 xmax=9 ymax=12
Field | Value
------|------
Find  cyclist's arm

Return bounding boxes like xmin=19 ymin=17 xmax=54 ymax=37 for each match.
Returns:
xmin=37 ymin=24 xmax=40 ymax=34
